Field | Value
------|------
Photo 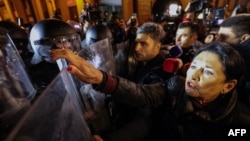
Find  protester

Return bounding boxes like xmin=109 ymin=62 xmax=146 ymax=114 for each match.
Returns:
xmin=217 ymin=14 xmax=250 ymax=107
xmin=51 ymin=40 xmax=250 ymax=141
xmin=97 ymin=22 xmax=174 ymax=141
xmin=174 ymin=22 xmax=200 ymax=64
xmin=67 ymin=22 xmax=173 ymax=141
xmin=163 ymin=21 xmax=203 ymax=77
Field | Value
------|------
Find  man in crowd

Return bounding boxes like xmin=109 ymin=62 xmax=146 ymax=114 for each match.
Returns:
xmin=217 ymin=14 xmax=250 ymax=107
xmin=98 ymin=22 xmax=174 ymax=141
xmin=164 ymin=21 xmax=203 ymax=77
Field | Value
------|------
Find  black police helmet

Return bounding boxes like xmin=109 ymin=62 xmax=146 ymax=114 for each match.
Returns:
xmin=0 ymin=21 xmax=30 ymax=53
xmin=30 ymin=18 xmax=82 ymax=64
xmin=84 ymin=24 xmax=113 ymax=46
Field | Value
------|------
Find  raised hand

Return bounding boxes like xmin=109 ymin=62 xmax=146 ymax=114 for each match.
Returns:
xmin=50 ymin=48 xmax=103 ymax=84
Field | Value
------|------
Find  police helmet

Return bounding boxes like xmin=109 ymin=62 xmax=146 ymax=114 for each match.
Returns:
xmin=29 ymin=19 xmax=82 ymax=64
xmin=0 ymin=21 xmax=31 ymax=55
xmin=83 ymin=24 xmax=113 ymax=46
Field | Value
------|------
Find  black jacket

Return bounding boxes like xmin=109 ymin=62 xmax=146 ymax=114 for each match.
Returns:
xmin=101 ymin=52 xmax=174 ymax=141
xmin=179 ymin=46 xmax=196 ymax=65
xmin=235 ymin=39 xmax=250 ymax=107
xmin=100 ymin=75 xmax=250 ymax=141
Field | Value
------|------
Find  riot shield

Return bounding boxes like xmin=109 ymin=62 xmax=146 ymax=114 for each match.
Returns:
xmin=113 ymin=40 xmax=130 ymax=77
xmin=78 ymin=38 xmax=116 ymax=74
xmin=5 ymin=38 xmax=116 ymax=140
xmin=0 ymin=30 xmax=35 ymax=140
xmin=77 ymin=38 xmax=116 ymax=134
xmin=0 ymin=30 xmax=36 ymax=100
xmin=5 ymin=68 xmax=92 ymax=141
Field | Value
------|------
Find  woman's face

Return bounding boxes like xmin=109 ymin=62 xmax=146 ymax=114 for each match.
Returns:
xmin=185 ymin=51 xmax=231 ymax=105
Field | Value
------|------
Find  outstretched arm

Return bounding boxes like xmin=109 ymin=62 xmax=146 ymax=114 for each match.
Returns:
xmin=51 ymin=48 xmax=167 ymax=107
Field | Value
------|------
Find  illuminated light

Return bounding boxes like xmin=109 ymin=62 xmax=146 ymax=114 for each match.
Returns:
xmin=74 ymin=24 xmax=81 ymax=29
xmin=169 ymin=4 xmax=182 ymax=17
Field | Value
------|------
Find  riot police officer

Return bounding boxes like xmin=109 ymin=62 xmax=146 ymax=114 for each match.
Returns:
xmin=29 ymin=18 xmax=82 ymax=98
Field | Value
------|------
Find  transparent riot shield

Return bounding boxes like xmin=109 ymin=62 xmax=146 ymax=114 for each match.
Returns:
xmin=113 ymin=40 xmax=130 ymax=77
xmin=1 ymin=31 xmax=36 ymax=100
xmin=78 ymin=38 xmax=116 ymax=74
xmin=5 ymin=68 xmax=92 ymax=141
xmin=0 ymin=30 xmax=34 ymax=140
xmin=77 ymin=38 xmax=116 ymax=134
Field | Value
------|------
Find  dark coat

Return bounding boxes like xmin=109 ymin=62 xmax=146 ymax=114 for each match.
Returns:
xmin=235 ymin=39 xmax=250 ymax=107
xmin=102 ymin=52 xmax=174 ymax=141
xmin=106 ymin=75 xmax=250 ymax=141
xmin=179 ymin=46 xmax=196 ymax=65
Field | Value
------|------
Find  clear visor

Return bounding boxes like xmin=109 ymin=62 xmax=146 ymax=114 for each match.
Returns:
xmin=31 ymin=34 xmax=82 ymax=64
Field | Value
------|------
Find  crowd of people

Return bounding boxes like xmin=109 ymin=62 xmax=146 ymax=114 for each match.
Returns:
xmin=1 ymin=1 xmax=250 ymax=141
